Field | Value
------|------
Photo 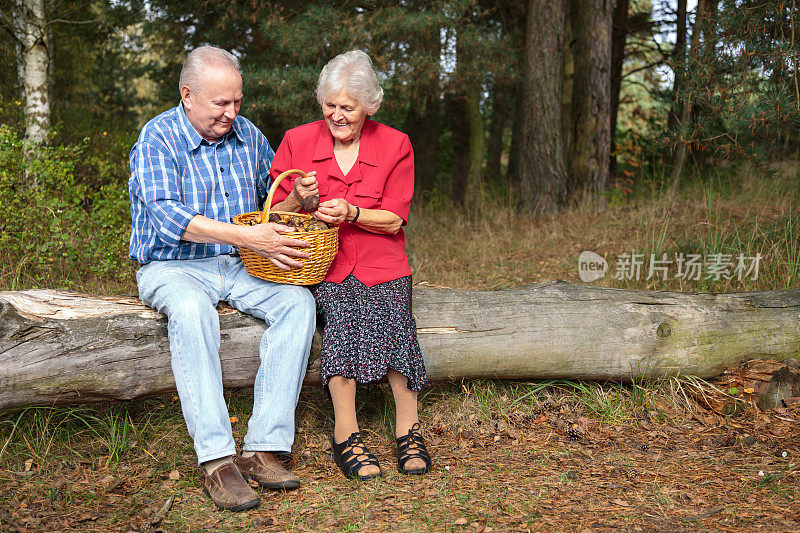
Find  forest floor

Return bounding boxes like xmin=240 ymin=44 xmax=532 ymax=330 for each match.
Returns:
xmin=1 ymin=170 xmax=800 ymax=531
xmin=0 ymin=361 xmax=797 ymax=532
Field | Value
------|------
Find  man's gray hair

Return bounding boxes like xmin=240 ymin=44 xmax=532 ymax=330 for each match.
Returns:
xmin=315 ymin=50 xmax=383 ymax=115
xmin=179 ymin=46 xmax=241 ymax=93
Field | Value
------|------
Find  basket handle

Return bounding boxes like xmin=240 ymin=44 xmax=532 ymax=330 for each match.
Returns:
xmin=259 ymin=169 xmax=308 ymax=223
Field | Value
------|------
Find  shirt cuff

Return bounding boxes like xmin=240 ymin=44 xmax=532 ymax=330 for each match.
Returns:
xmin=155 ymin=204 xmax=200 ymax=245
xmin=379 ymin=197 xmax=410 ymax=223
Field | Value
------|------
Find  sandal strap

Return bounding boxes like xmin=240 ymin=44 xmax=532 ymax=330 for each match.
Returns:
xmin=332 ymin=432 xmax=381 ymax=479
xmin=396 ymin=423 xmax=432 ymax=472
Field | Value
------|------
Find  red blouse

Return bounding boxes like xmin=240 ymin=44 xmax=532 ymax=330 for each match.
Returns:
xmin=270 ymin=119 xmax=414 ymax=287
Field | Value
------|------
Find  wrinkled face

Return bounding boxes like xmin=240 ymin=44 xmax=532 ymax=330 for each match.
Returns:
xmin=322 ymin=89 xmax=367 ymax=145
xmin=181 ymin=66 xmax=243 ymax=142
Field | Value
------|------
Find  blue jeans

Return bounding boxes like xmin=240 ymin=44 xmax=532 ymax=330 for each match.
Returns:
xmin=137 ymin=255 xmax=315 ymax=463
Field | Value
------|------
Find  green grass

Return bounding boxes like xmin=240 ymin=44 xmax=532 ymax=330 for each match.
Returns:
xmin=1 ymin=377 xmax=798 ymax=530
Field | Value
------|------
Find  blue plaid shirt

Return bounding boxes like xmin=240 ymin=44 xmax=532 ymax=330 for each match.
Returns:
xmin=128 ymin=104 xmax=274 ymax=264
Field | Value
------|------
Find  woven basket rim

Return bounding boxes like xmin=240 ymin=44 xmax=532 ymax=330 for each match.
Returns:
xmin=231 ymin=169 xmax=339 ymax=285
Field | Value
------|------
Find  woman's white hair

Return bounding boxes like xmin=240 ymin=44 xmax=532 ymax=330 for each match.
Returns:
xmin=315 ymin=50 xmax=383 ymax=115
xmin=179 ymin=46 xmax=241 ymax=93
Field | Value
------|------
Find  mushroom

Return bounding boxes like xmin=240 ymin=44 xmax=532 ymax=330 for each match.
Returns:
xmin=302 ymin=195 xmax=320 ymax=213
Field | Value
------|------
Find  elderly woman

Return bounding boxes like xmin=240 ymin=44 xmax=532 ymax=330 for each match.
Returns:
xmin=269 ymin=50 xmax=430 ymax=480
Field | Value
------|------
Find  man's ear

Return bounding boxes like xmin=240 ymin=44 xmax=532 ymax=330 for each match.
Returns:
xmin=180 ymin=86 xmax=192 ymax=110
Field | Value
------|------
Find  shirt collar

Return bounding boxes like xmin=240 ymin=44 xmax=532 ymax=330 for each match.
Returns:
xmin=177 ymin=103 xmax=204 ymax=150
xmin=230 ymin=119 xmax=246 ymax=143
xmin=312 ymin=119 xmax=378 ymax=167
xmin=176 ymin=103 xmax=245 ymax=149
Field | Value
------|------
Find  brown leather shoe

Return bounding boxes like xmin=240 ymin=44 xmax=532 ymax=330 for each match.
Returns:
xmin=203 ymin=463 xmax=260 ymax=511
xmin=236 ymin=452 xmax=301 ymax=490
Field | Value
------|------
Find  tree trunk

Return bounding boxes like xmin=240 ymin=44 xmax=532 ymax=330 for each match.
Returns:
xmin=453 ymin=27 xmax=484 ymax=203
xmin=609 ymin=0 xmax=629 ymax=176
xmin=667 ymin=0 xmax=688 ymax=132
xmin=446 ymin=87 xmax=469 ymax=205
xmin=465 ymin=81 xmax=485 ymax=200
xmin=2 ymin=283 xmax=799 ymax=412
xmin=485 ymin=83 xmax=507 ymax=182
xmin=568 ymin=0 xmax=612 ymax=205
xmin=562 ymin=3 xmax=574 ymax=163
xmin=12 ymin=0 xmax=50 ymax=145
xmin=406 ymin=92 xmax=441 ymax=197
xmin=13 ymin=11 xmax=26 ymax=103
xmin=671 ymin=0 xmax=709 ymax=190
xmin=518 ymin=0 xmax=568 ymax=215
xmin=690 ymin=0 xmax=719 ymax=173
xmin=404 ymin=20 xmax=442 ymax=197
xmin=506 ymin=84 xmax=522 ymax=185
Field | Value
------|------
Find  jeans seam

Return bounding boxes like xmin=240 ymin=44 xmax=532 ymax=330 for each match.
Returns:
xmin=167 ymin=302 xmax=204 ymax=448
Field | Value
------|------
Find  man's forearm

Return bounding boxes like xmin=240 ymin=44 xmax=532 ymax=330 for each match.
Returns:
xmin=181 ymin=215 xmax=244 ymax=246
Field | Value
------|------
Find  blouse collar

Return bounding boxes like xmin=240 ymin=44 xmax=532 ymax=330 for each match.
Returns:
xmin=312 ymin=119 xmax=378 ymax=167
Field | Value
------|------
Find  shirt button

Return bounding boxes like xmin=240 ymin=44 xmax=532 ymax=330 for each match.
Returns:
xmin=220 ymin=167 xmax=225 ymax=172
xmin=225 ymin=192 xmax=229 ymax=197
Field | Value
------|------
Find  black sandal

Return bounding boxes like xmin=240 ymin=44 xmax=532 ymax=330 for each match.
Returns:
xmin=396 ymin=423 xmax=432 ymax=475
xmin=332 ymin=432 xmax=382 ymax=481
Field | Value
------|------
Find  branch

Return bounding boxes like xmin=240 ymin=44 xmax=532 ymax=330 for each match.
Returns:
xmin=624 ymin=59 xmax=669 ymax=77
xmin=42 ymin=17 xmax=99 ymax=30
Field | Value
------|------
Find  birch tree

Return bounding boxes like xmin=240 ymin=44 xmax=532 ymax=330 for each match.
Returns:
xmin=5 ymin=0 xmax=50 ymax=144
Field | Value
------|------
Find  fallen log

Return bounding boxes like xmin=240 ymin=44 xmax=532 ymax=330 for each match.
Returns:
xmin=1 ymin=281 xmax=799 ymax=412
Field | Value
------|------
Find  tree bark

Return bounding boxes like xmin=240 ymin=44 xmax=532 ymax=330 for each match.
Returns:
xmin=404 ymin=19 xmax=441 ymax=196
xmin=485 ymin=83 xmax=507 ymax=181
xmin=465 ymin=81 xmax=485 ymax=200
xmin=667 ymin=0 xmax=688 ymax=132
xmin=506 ymin=84 xmax=522 ymax=185
xmin=562 ymin=3 xmax=575 ymax=163
xmin=453 ymin=27 xmax=484 ymax=203
xmin=609 ymin=0 xmax=629 ymax=176
xmin=12 ymin=0 xmax=50 ymax=145
xmin=2 ymin=283 xmax=799 ymax=412
xmin=406 ymin=92 xmax=441 ymax=197
xmin=446 ymin=88 xmax=469 ymax=204
xmin=568 ymin=0 xmax=612 ymax=205
xmin=518 ymin=0 xmax=568 ymax=215
xmin=671 ymin=0 xmax=710 ymax=190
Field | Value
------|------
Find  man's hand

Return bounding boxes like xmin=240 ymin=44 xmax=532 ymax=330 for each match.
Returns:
xmin=182 ymin=215 xmax=311 ymax=270
xmin=240 ymin=223 xmax=311 ymax=270
xmin=314 ymin=198 xmax=352 ymax=225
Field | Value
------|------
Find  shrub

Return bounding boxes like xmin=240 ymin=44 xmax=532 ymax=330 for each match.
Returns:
xmin=0 ymin=126 xmax=134 ymax=291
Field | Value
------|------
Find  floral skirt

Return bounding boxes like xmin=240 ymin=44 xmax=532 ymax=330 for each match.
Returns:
xmin=312 ymin=274 xmax=427 ymax=392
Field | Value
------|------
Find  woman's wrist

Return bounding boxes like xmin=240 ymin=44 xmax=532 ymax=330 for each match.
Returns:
xmin=288 ymin=189 xmax=304 ymax=211
xmin=346 ymin=204 xmax=360 ymax=223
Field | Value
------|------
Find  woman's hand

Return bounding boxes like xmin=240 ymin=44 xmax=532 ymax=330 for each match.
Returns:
xmin=290 ymin=171 xmax=318 ymax=204
xmin=314 ymin=198 xmax=352 ymax=225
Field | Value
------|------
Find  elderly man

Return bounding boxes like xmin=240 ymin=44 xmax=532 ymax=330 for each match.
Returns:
xmin=128 ymin=46 xmax=316 ymax=511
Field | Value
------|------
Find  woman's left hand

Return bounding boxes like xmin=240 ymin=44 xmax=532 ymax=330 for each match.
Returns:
xmin=314 ymin=198 xmax=352 ymax=225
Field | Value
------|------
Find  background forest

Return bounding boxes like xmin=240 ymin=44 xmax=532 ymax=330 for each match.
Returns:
xmin=2 ymin=3 xmax=800 ymax=532
xmin=1 ymin=0 xmax=799 ymax=293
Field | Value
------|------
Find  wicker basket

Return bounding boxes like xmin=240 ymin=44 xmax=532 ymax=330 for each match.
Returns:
xmin=232 ymin=169 xmax=339 ymax=285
